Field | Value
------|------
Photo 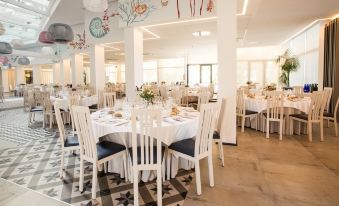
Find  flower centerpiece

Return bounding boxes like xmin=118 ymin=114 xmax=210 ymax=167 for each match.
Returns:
xmin=140 ymin=88 xmax=155 ymax=105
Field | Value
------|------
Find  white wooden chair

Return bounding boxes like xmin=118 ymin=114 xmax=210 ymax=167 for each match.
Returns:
xmin=54 ymin=102 xmax=79 ymax=178
xmin=323 ymin=96 xmax=339 ymax=136
xmin=170 ymin=89 xmax=182 ymax=105
xmin=72 ymin=105 xmax=127 ymax=199
xmin=103 ymin=92 xmax=116 ymax=108
xmin=324 ymin=87 xmax=333 ymax=112
xmin=129 ymin=108 xmax=165 ymax=206
xmin=292 ymin=86 xmax=304 ymax=98
xmin=167 ymin=103 xmax=219 ymax=195
xmin=213 ymin=98 xmax=226 ymax=167
xmin=68 ymin=95 xmax=80 ymax=132
xmin=290 ymin=91 xmax=326 ymax=142
xmin=180 ymin=87 xmax=190 ymax=107
xmin=159 ymin=86 xmax=168 ymax=101
xmin=196 ymin=92 xmax=211 ymax=111
xmin=264 ymin=91 xmax=285 ymax=140
xmin=42 ymin=98 xmax=56 ymax=128
xmin=236 ymin=90 xmax=258 ymax=132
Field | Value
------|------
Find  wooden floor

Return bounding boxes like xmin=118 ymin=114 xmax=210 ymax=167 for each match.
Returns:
xmin=185 ymin=124 xmax=339 ymax=206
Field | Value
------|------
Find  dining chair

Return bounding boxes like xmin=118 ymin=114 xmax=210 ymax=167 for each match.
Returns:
xmin=54 ymin=102 xmax=79 ymax=178
xmin=236 ymin=90 xmax=258 ymax=132
xmin=180 ymin=87 xmax=190 ymax=107
xmin=42 ymin=98 xmax=56 ymax=128
xmin=213 ymin=98 xmax=226 ymax=166
xmin=323 ymin=96 xmax=339 ymax=136
xmin=28 ymin=94 xmax=43 ymax=124
xmin=324 ymin=87 xmax=333 ymax=112
xmin=68 ymin=95 xmax=80 ymax=132
xmin=129 ymin=108 xmax=165 ymax=206
xmin=290 ymin=91 xmax=326 ymax=142
xmin=103 ymin=92 xmax=116 ymax=108
xmin=195 ymin=92 xmax=211 ymax=111
xmin=170 ymin=89 xmax=183 ymax=105
xmin=292 ymin=86 xmax=304 ymax=98
xmin=167 ymin=103 xmax=219 ymax=195
xmin=159 ymin=86 xmax=168 ymax=101
xmin=72 ymin=105 xmax=127 ymax=199
xmin=264 ymin=91 xmax=285 ymax=140
xmin=0 ymin=86 xmax=4 ymax=103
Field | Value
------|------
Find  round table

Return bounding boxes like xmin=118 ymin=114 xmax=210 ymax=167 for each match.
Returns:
xmin=91 ymin=107 xmax=200 ymax=181
xmin=51 ymin=95 xmax=98 ymax=111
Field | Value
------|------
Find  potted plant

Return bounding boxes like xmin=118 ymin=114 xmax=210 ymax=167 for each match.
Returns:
xmin=276 ymin=50 xmax=299 ymax=88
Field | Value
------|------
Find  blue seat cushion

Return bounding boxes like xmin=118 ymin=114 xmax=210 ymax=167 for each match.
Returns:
xmin=30 ymin=106 xmax=43 ymax=112
xmin=169 ymin=138 xmax=195 ymax=157
xmin=88 ymin=104 xmax=98 ymax=110
xmin=213 ymin=131 xmax=220 ymax=139
xmin=324 ymin=112 xmax=334 ymax=118
xmin=97 ymin=141 xmax=126 ymax=160
xmin=64 ymin=135 xmax=79 ymax=147
xmin=290 ymin=114 xmax=308 ymax=121
xmin=263 ymin=113 xmax=285 ymax=119
xmin=128 ymin=146 xmax=165 ymax=164
xmin=245 ymin=110 xmax=258 ymax=115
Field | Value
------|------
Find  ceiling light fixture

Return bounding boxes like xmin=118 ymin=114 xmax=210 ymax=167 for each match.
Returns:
xmin=238 ymin=0 xmax=249 ymax=16
xmin=192 ymin=31 xmax=211 ymax=37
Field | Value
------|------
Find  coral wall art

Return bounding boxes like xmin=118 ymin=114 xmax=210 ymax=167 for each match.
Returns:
xmin=119 ymin=0 xmax=157 ymax=26
xmin=69 ymin=31 xmax=89 ymax=50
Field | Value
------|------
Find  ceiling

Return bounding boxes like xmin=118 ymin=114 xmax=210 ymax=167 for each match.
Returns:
xmin=0 ymin=0 xmax=60 ymax=44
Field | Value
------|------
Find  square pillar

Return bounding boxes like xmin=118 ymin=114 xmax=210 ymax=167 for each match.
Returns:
xmin=71 ymin=54 xmax=84 ymax=86
xmin=89 ymin=45 xmax=105 ymax=92
xmin=53 ymin=63 xmax=60 ymax=84
xmin=124 ymin=27 xmax=143 ymax=102
xmin=33 ymin=65 xmax=40 ymax=85
xmin=217 ymin=0 xmax=237 ymax=144
xmin=62 ymin=59 xmax=71 ymax=85
xmin=16 ymin=66 xmax=25 ymax=85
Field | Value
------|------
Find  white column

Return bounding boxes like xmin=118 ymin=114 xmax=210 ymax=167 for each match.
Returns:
xmin=33 ymin=65 xmax=40 ymax=85
xmin=89 ymin=45 xmax=105 ymax=92
xmin=16 ymin=66 xmax=25 ymax=84
xmin=53 ymin=63 xmax=60 ymax=84
xmin=217 ymin=0 xmax=237 ymax=144
xmin=1 ymin=69 xmax=9 ymax=92
xmin=71 ymin=54 xmax=84 ymax=86
xmin=124 ymin=27 xmax=143 ymax=101
xmin=59 ymin=61 xmax=64 ymax=85
xmin=63 ymin=59 xmax=71 ymax=85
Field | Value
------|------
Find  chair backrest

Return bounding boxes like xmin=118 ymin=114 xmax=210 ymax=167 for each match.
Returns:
xmin=72 ymin=106 xmax=98 ymax=160
xmin=324 ymin=87 xmax=333 ymax=112
xmin=308 ymin=91 xmax=326 ymax=121
xmin=195 ymin=103 xmax=220 ymax=156
xmin=197 ymin=92 xmax=210 ymax=111
xmin=159 ymin=86 xmax=168 ymax=101
xmin=266 ymin=91 xmax=284 ymax=120
xmin=239 ymin=86 xmax=249 ymax=95
xmin=180 ymin=87 xmax=190 ymax=106
xmin=236 ymin=89 xmax=245 ymax=116
xmin=54 ymin=102 xmax=66 ymax=145
xmin=334 ymin=97 xmax=339 ymax=119
xmin=43 ymin=97 xmax=53 ymax=113
xmin=131 ymin=108 xmax=162 ymax=166
xmin=103 ymin=92 xmax=116 ymax=108
xmin=97 ymin=90 xmax=104 ymax=109
xmin=292 ymin=86 xmax=304 ymax=98
xmin=170 ymin=89 xmax=182 ymax=105
xmin=68 ymin=95 xmax=80 ymax=118
xmin=215 ymin=98 xmax=227 ymax=133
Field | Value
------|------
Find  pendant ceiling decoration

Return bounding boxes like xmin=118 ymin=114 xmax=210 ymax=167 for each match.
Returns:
xmin=0 ymin=42 xmax=12 ymax=54
xmin=83 ymin=0 xmax=108 ymax=13
xmin=0 ymin=56 xmax=9 ymax=65
xmin=39 ymin=31 xmax=55 ymax=44
xmin=11 ymin=39 xmax=24 ymax=48
xmin=0 ymin=23 xmax=5 ymax=36
xmin=48 ymin=23 xmax=74 ymax=44
xmin=41 ymin=47 xmax=55 ymax=56
xmin=18 ymin=56 xmax=30 ymax=65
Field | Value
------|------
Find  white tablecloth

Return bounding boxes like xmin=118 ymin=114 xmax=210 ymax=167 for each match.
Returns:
xmin=91 ymin=108 xmax=200 ymax=181
xmin=51 ymin=95 xmax=98 ymax=111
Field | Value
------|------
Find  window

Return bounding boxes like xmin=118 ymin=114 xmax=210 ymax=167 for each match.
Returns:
xmin=265 ymin=61 xmax=279 ymax=85
xmin=158 ymin=58 xmax=185 ymax=84
xmin=106 ymin=65 xmax=118 ymax=83
xmin=143 ymin=61 xmax=157 ymax=83
xmin=250 ymin=62 xmax=264 ymax=87
xmin=237 ymin=61 xmax=249 ymax=86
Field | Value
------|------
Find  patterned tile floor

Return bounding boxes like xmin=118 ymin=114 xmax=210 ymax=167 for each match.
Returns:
xmin=0 ymin=99 xmax=194 ymax=206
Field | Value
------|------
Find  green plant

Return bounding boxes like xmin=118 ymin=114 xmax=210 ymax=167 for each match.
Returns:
xmin=276 ymin=50 xmax=299 ymax=87
xmin=140 ymin=88 xmax=155 ymax=102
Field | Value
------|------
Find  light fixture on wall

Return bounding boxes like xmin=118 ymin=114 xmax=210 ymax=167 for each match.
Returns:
xmin=192 ymin=31 xmax=211 ymax=37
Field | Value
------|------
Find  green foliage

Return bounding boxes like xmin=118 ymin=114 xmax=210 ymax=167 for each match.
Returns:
xmin=276 ymin=50 xmax=300 ymax=87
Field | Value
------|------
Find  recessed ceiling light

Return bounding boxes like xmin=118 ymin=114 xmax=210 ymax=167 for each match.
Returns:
xmin=192 ymin=31 xmax=210 ymax=37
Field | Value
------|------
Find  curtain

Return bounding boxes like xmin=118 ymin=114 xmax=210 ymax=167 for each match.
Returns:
xmin=323 ymin=18 xmax=339 ymax=114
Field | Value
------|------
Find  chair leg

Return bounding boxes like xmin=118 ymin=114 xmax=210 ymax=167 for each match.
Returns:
xmin=133 ymin=168 xmax=139 ymax=206
xmin=290 ymin=119 xmax=293 ymax=135
xmin=297 ymin=121 xmax=301 ymax=135
xmin=279 ymin=120 xmax=283 ymax=141
xmin=166 ymin=151 xmax=171 ymax=180
xmin=266 ymin=119 xmax=269 ymax=139
xmin=49 ymin=115 xmax=53 ymax=129
xmin=79 ymin=157 xmax=84 ymax=192
xmin=92 ymin=163 xmax=98 ymax=199
xmin=241 ymin=116 xmax=245 ymax=133
xmin=219 ymin=139 xmax=225 ymax=167
xmin=335 ymin=119 xmax=338 ymax=137
xmin=104 ymin=162 xmax=107 ymax=173
xmin=123 ymin=153 xmax=127 ymax=182
xmin=320 ymin=120 xmax=324 ymax=142
xmin=308 ymin=122 xmax=313 ymax=142
xmin=327 ymin=119 xmax=330 ymax=128
xmin=43 ymin=114 xmax=45 ymax=128
xmin=59 ymin=151 xmax=64 ymax=178
xmin=195 ymin=159 xmax=202 ymax=195
xmin=208 ymin=152 xmax=214 ymax=187
xmin=157 ymin=168 xmax=162 ymax=206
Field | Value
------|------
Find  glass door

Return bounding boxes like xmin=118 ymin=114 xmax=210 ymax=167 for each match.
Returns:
xmin=187 ymin=64 xmax=216 ymax=86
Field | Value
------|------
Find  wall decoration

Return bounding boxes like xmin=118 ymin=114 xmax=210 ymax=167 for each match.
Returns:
xmin=89 ymin=17 xmax=108 ymax=38
xmin=119 ymin=0 xmax=157 ymax=26
xmin=207 ymin=0 xmax=214 ymax=12
xmin=161 ymin=0 xmax=168 ymax=7
xmin=18 ymin=57 xmax=30 ymax=65
xmin=0 ymin=56 xmax=9 ymax=65
xmin=69 ymin=30 xmax=89 ymax=50
xmin=102 ymin=8 xmax=119 ymax=33
xmin=39 ymin=31 xmax=55 ymax=44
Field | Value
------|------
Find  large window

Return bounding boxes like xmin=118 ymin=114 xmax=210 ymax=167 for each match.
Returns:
xmin=187 ymin=64 xmax=217 ymax=86
xmin=158 ymin=58 xmax=185 ymax=84
xmin=143 ymin=61 xmax=157 ymax=83
xmin=106 ymin=65 xmax=118 ymax=83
